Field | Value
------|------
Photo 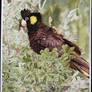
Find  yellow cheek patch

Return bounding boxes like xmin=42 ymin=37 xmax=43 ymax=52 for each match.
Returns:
xmin=30 ymin=16 xmax=37 ymax=25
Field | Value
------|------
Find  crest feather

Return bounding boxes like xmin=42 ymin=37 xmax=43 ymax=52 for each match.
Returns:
xmin=21 ymin=9 xmax=31 ymax=20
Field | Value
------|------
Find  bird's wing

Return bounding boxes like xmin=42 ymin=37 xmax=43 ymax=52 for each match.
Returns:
xmin=35 ymin=27 xmax=64 ymax=55
xmin=50 ymin=27 xmax=81 ymax=55
xmin=63 ymin=38 xmax=81 ymax=55
xmin=36 ymin=27 xmax=81 ymax=55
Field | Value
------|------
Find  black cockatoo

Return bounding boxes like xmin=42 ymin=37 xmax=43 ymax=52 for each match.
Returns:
xmin=21 ymin=9 xmax=89 ymax=77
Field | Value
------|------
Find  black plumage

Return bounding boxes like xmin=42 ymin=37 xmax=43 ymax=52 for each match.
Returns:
xmin=21 ymin=9 xmax=89 ymax=77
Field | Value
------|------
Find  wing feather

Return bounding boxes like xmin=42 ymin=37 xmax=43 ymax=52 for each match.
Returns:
xmin=36 ymin=27 xmax=81 ymax=55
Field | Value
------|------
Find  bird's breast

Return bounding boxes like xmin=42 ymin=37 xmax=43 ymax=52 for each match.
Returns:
xmin=28 ymin=34 xmax=46 ymax=54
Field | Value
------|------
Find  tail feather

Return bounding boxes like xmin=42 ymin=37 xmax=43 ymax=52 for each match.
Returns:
xmin=70 ymin=56 xmax=89 ymax=77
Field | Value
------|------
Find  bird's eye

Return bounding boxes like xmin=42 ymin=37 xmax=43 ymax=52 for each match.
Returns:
xmin=25 ymin=17 xmax=29 ymax=21
xmin=30 ymin=16 xmax=37 ymax=25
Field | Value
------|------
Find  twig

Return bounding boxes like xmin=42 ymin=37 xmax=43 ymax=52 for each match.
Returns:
xmin=38 ymin=0 xmax=47 ymax=12
xmin=41 ymin=0 xmax=47 ymax=9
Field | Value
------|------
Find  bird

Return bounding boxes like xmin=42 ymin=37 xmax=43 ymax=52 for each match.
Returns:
xmin=21 ymin=9 xmax=89 ymax=77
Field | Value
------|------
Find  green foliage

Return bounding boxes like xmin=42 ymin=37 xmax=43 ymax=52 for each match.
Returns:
xmin=2 ymin=45 xmax=89 ymax=92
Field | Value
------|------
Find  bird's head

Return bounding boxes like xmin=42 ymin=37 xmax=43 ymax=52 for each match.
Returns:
xmin=21 ymin=9 xmax=42 ymax=29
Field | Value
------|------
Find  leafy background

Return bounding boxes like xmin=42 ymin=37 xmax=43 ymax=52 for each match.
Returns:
xmin=2 ymin=0 xmax=90 ymax=92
